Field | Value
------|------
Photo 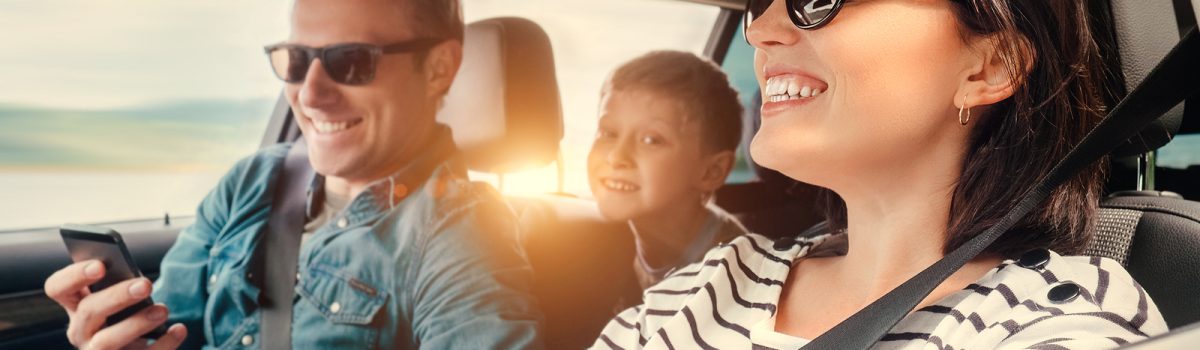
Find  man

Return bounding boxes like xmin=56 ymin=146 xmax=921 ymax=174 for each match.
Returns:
xmin=43 ymin=0 xmax=545 ymax=348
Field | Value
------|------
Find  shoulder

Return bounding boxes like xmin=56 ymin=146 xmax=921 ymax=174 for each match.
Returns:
xmin=406 ymin=163 xmax=516 ymax=242
xmin=199 ymin=142 xmax=292 ymax=210
xmin=979 ymin=250 xmax=1168 ymax=346
xmin=216 ymin=142 xmax=290 ymax=191
xmin=637 ymin=233 xmax=813 ymax=311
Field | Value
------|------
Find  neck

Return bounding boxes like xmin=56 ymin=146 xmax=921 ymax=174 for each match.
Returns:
xmin=629 ymin=201 xmax=710 ymax=269
xmin=826 ymin=144 xmax=969 ymax=301
xmin=323 ymin=125 xmax=437 ymax=201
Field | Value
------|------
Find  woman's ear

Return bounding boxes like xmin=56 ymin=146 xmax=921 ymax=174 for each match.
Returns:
xmin=699 ymin=150 xmax=735 ymax=192
xmin=423 ymin=40 xmax=463 ymax=100
xmin=958 ymin=35 xmax=1031 ymax=108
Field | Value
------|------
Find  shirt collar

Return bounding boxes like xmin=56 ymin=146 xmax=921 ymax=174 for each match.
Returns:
xmin=305 ymin=125 xmax=463 ymax=218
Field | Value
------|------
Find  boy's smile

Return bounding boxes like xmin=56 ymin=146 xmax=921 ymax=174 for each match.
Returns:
xmin=587 ymin=90 xmax=710 ymax=221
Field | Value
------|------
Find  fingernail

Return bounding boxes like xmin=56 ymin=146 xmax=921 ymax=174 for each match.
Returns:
xmin=148 ymin=307 xmax=167 ymax=321
xmin=129 ymin=279 xmax=149 ymax=297
xmin=169 ymin=324 xmax=186 ymax=339
xmin=84 ymin=262 xmax=102 ymax=278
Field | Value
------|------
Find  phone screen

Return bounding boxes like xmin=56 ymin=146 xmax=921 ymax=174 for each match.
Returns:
xmin=60 ymin=224 xmax=167 ymax=339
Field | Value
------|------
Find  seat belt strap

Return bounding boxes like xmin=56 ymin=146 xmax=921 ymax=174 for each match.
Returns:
xmin=259 ymin=140 xmax=313 ymax=350
xmin=802 ymin=27 xmax=1200 ymax=350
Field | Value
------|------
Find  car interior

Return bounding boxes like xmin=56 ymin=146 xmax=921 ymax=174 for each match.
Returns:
xmin=0 ymin=0 xmax=1197 ymax=349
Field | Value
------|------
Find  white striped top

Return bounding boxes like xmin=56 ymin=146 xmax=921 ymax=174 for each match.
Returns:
xmin=591 ymin=233 xmax=1168 ymax=349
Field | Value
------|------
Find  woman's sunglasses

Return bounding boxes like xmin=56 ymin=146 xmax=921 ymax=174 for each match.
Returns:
xmin=744 ymin=0 xmax=846 ymax=31
xmin=264 ymin=38 xmax=443 ymax=85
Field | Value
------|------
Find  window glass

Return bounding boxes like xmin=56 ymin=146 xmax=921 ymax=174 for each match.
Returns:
xmin=721 ymin=19 xmax=761 ymax=184
xmin=1157 ymin=134 xmax=1200 ymax=169
xmin=0 ymin=1 xmax=290 ymax=231
xmin=461 ymin=0 xmax=720 ymax=196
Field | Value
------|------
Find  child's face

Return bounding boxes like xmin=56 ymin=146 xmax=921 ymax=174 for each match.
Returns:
xmin=588 ymin=90 xmax=727 ymax=221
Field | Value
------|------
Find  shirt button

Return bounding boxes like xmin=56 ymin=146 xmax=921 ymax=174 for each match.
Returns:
xmin=209 ymin=275 xmax=218 ymax=284
xmin=1017 ymin=248 xmax=1051 ymax=270
xmin=336 ymin=217 xmax=349 ymax=228
xmin=330 ymin=302 xmax=342 ymax=313
xmin=1048 ymin=282 xmax=1081 ymax=303
xmin=241 ymin=335 xmax=254 ymax=346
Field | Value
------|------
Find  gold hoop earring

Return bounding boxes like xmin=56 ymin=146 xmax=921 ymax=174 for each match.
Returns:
xmin=958 ymin=93 xmax=971 ymax=126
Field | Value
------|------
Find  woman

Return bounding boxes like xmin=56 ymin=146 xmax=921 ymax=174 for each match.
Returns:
xmin=592 ymin=0 xmax=1167 ymax=349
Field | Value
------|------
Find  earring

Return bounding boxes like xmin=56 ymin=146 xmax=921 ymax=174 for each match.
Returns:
xmin=958 ymin=93 xmax=971 ymax=126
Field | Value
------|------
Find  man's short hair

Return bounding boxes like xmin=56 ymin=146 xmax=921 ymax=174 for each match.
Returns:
xmin=406 ymin=0 xmax=464 ymax=44
xmin=604 ymin=50 xmax=744 ymax=154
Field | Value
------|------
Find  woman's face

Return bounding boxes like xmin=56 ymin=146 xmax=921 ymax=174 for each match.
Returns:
xmin=748 ymin=0 xmax=975 ymax=188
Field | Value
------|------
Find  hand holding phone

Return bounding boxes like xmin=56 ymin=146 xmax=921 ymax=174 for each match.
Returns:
xmin=45 ymin=224 xmax=187 ymax=349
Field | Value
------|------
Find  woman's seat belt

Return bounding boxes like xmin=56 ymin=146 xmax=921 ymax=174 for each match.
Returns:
xmin=802 ymin=27 xmax=1200 ymax=350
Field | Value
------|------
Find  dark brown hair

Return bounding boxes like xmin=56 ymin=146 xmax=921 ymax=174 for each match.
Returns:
xmin=820 ymin=0 xmax=1115 ymax=257
xmin=603 ymin=50 xmax=744 ymax=154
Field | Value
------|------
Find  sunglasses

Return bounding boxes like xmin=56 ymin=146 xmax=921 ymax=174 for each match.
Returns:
xmin=264 ymin=38 xmax=444 ymax=85
xmin=745 ymin=0 xmax=846 ymax=32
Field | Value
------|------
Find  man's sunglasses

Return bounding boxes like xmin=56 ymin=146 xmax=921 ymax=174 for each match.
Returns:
xmin=744 ymin=0 xmax=846 ymax=31
xmin=264 ymin=38 xmax=444 ymax=85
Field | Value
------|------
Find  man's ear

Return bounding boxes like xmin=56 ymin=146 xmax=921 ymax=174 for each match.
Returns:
xmin=699 ymin=150 xmax=735 ymax=192
xmin=422 ymin=40 xmax=463 ymax=100
xmin=957 ymin=35 xmax=1032 ymax=109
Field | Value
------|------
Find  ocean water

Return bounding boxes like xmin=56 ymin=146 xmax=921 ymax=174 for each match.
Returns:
xmin=0 ymin=100 xmax=270 ymax=231
xmin=0 ymin=171 xmax=224 ymax=231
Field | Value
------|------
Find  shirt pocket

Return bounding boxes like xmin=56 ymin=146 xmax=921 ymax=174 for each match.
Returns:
xmin=297 ymin=263 xmax=388 ymax=325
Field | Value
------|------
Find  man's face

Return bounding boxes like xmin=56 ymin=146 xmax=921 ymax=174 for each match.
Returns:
xmin=286 ymin=0 xmax=441 ymax=181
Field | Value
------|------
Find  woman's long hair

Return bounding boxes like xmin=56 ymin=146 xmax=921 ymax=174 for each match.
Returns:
xmin=820 ymin=0 xmax=1119 ymax=257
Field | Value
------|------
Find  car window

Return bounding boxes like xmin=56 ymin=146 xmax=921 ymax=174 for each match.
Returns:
xmin=461 ymin=0 xmax=720 ymax=196
xmin=720 ymin=19 xmax=760 ymax=184
xmin=1158 ymin=134 xmax=1200 ymax=169
xmin=0 ymin=1 xmax=290 ymax=231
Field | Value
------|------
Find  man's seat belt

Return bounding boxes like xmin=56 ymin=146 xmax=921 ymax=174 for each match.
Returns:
xmin=802 ymin=27 xmax=1200 ymax=349
xmin=258 ymin=140 xmax=313 ymax=350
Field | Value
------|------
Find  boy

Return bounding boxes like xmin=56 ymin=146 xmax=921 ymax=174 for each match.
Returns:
xmin=588 ymin=50 xmax=748 ymax=289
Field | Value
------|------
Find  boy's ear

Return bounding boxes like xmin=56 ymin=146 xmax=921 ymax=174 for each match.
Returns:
xmin=698 ymin=150 xmax=735 ymax=192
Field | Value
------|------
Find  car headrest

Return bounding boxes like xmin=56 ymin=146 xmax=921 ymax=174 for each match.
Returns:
xmin=1104 ymin=0 xmax=1196 ymax=157
xmin=436 ymin=17 xmax=563 ymax=173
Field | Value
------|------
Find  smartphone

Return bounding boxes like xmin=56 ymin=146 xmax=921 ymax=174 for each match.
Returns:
xmin=59 ymin=223 xmax=167 ymax=339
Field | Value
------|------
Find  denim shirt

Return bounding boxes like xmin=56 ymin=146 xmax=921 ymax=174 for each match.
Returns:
xmin=152 ymin=128 xmax=544 ymax=349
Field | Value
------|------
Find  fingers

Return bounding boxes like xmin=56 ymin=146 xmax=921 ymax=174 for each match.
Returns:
xmin=69 ymin=278 xmax=154 ymax=346
xmin=86 ymin=305 xmax=173 ymax=350
xmin=45 ymin=260 xmax=106 ymax=313
xmin=144 ymin=324 xmax=188 ymax=350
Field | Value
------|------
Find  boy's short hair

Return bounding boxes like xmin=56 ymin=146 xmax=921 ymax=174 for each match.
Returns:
xmin=603 ymin=50 xmax=743 ymax=154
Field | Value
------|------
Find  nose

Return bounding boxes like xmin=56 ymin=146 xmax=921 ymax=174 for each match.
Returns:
xmin=297 ymin=59 xmax=342 ymax=110
xmin=746 ymin=0 xmax=802 ymax=50
xmin=606 ymin=138 xmax=635 ymax=169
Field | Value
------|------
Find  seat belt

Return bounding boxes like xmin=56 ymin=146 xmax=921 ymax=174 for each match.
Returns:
xmin=801 ymin=27 xmax=1200 ymax=350
xmin=259 ymin=139 xmax=314 ymax=350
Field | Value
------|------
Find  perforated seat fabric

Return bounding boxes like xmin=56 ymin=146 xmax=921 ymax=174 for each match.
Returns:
xmin=1088 ymin=192 xmax=1200 ymax=329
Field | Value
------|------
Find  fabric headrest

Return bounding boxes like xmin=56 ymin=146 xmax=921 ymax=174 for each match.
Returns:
xmin=436 ymin=17 xmax=564 ymax=173
xmin=1105 ymin=0 xmax=1195 ymax=156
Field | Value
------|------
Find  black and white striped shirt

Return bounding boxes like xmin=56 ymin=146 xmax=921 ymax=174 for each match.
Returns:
xmin=592 ymin=233 xmax=1167 ymax=349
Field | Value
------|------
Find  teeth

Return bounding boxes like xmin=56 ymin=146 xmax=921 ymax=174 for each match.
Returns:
xmin=603 ymin=179 xmax=639 ymax=192
xmin=313 ymin=120 xmax=354 ymax=134
xmin=764 ymin=75 xmax=825 ymax=102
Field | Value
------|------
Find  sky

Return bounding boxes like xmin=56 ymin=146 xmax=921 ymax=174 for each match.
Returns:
xmin=0 ymin=1 xmax=293 ymax=109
